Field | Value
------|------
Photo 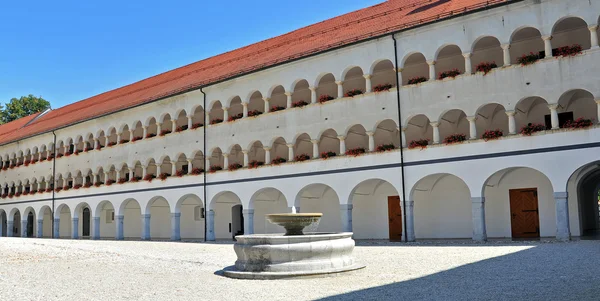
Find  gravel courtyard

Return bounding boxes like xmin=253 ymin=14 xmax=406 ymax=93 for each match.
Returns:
xmin=0 ymin=238 xmax=598 ymax=301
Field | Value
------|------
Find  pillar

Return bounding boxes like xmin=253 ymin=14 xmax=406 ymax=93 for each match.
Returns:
xmin=94 ymin=138 xmax=99 ymax=150
xmin=205 ymin=159 xmax=211 ymax=171
xmin=115 ymin=170 xmax=121 ymax=182
xmin=309 ymin=86 xmax=317 ymax=104
xmin=171 ymin=121 xmax=176 ymax=133
xmin=287 ymin=143 xmax=294 ymax=161
xmin=501 ymin=44 xmax=511 ymax=66
xmin=242 ymin=150 xmax=249 ymax=167
xmin=555 ymin=192 xmax=570 ymax=241
xmin=264 ymin=147 xmax=271 ymax=164
xmin=466 ymin=116 xmax=477 ymax=140
xmin=397 ymin=68 xmax=403 ymax=86
xmin=223 ymin=107 xmax=229 ymax=121
xmin=223 ymin=153 xmax=229 ymax=170
xmin=263 ymin=97 xmax=270 ymax=113
xmin=596 ymin=100 xmax=600 ymax=124
xmin=141 ymin=214 xmax=151 ymax=240
xmin=186 ymin=159 xmax=193 ymax=172
xmin=285 ymin=92 xmax=293 ymax=108
xmin=82 ymin=176 xmax=87 ymax=186
xmin=206 ymin=210 xmax=215 ymax=241
xmin=363 ymin=74 xmax=372 ymax=93
xmin=115 ymin=215 xmax=124 ymax=240
xmin=36 ymin=219 xmax=43 ymax=238
xmin=72 ymin=217 xmax=79 ymax=239
xmin=117 ymin=133 xmax=122 ymax=144
xmin=335 ymin=81 xmax=344 ymax=98
xmin=463 ymin=53 xmax=472 ymax=74
xmin=471 ymin=197 xmax=487 ymax=241
xmin=401 ymin=127 xmax=407 ymax=148
xmin=171 ymin=161 xmax=177 ymax=175
xmin=431 ymin=122 xmax=440 ymax=144
xmin=104 ymin=136 xmax=109 ymax=147
xmin=129 ymin=168 xmax=134 ymax=180
xmin=187 ymin=115 xmax=193 ymax=129
xmin=338 ymin=135 xmax=346 ymax=154
xmin=243 ymin=209 xmax=254 ymax=235
xmin=506 ymin=110 xmax=516 ymax=134
xmin=311 ymin=140 xmax=319 ymax=159
xmin=142 ymin=166 xmax=147 ymax=178
xmin=156 ymin=123 xmax=162 ymax=135
xmin=143 ymin=126 xmax=148 ymax=138
xmin=21 ymin=220 xmax=27 ymax=238
xmin=405 ymin=200 xmax=415 ymax=242
xmin=548 ymin=103 xmax=559 ymax=129
xmin=7 ymin=220 xmax=13 ymax=237
xmin=53 ymin=218 xmax=60 ymax=238
xmin=171 ymin=213 xmax=181 ymax=241
xmin=242 ymin=102 xmax=248 ymax=118
xmin=92 ymin=216 xmax=100 ymax=240
xmin=366 ymin=131 xmax=375 ymax=152
xmin=589 ymin=25 xmax=599 ymax=49
xmin=542 ymin=35 xmax=553 ymax=58
xmin=426 ymin=60 xmax=436 ymax=81
xmin=340 ymin=204 xmax=353 ymax=232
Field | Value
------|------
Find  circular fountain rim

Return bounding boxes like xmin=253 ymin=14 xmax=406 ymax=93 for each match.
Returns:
xmin=222 ymin=264 xmax=365 ymax=280
xmin=234 ymin=232 xmax=353 ymax=244
xmin=265 ymin=213 xmax=323 ymax=217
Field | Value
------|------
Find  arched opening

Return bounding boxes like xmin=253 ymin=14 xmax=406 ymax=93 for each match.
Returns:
xmin=107 ymin=165 xmax=117 ymax=184
xmin=435 ymin=45 xmax=464 ymax=79
xmin=24 ymin=209 xmax=35 ymax=238
xmin=190 ymin=151 xmax=205 ymax=173
xmin=401 ymin=53 xmax=428 ymax=85
xmin=209 ymin=101 xmax=224 ymax=124
xmin=120 ymin=125 xmax=131 ymax=143
xmin=316 ymin=73 xmax=337 ymax=100
xmin=191 ymin=106 xmax=205 ymax=128
xmin=176 ymin=194 xmax=205 ymax=240
xmin=483 ymin=167 xmax=555 ymax=238
xmin=228 ymin=145 xmax=243 ymax=169
xmin=318 ymin=129 xmax=340 ymax=156
xmin=40 ymin=145 xmax=47 ymax=160
xmin=12 ymin=210 xmax=21 ymax=237
xmin=119 ymin=164 xmax=129 ymax=182
xmin=374 ymin=119 xmax=400 ymax=149
xmin=271 ymin=137 xmax=289 ymax=163
xmin=159 ymin=156 xmax=172 ymax=177
xmin=247 ymin=91 xmax=264 ymax=116
xmin=174 ymin=154 xmax=188 ymax=176
xmin=107 ymin=128 xmax=118 ymax=146
xmin=405 ymin=115 xmax=433 ymax=147
xmin=342 ymin=67 xmax=365 ymax=96
xmin=412 ymin=174 xmax=472 ymax=238
xmin=514 ymin=96 xmax=550 ymax=131
xmin=96 ymin=201 xmax=116 ymax=239
xmin=510 ymin=27 xmax=544 ymax=64
xmin=146 ymin=159 xmax=157 ymax=180
xmin=345 ymin=124 xmax=368 ymax=154
xmin=475 ymin=103 xmax=508 ymax=138
xmin=247 ymin=141 xmax=265 ymax=167
xmin=251 ymin=188 xmax=288 ymax=234
xmin=121 ymin=199 xmax=142 ymax=239
xmin=228 ymin=96 xmax=243 ymax=122
xmin=557 ymin=89 xmax=596 ymax=126
xmin=132 ymin=121 xmax=143 ymax=141
xmin=74 ymin=171 xmax=84 ymax=188
xmin=350 ymin=179 xmax=401 ymax=240
xmin=210 ymin=192 xmax=242 ymax=239
xmin=0 ymin=210 xmax=6 ymax=237
xmin=132 ymin=161 xmax=143 ymax=181
xmin=292 ymin=80 xmax=310 ymax=105
xmin=567 ymin=162 xmax=600 ymax=237
xmin=269 ymin=86 xmax=287 ymax=111
xmin=84 ymin=134 xmax=94 ymax=151
xmin=96 ymin=167 xmax=105 ymax=185
xmin=146 ymin=118 xmax=158 ymax=138
xmin=97 ymin=131 xmax=106 ymax=148
xmin=438 ymin=110 xmax=469 ymax=142
xmin=56 ymin=204 xmax=72 ymax=238
xmin=175 ymin=110 xmax=188 ymax=131
xmin=552 ymin=17 xmax=591 ymax=51
xmin=57 ymin=141 xmax=65 ymax=157
xmin=161 ymin=114 xmax=173 ymax=135
xmin=146 ymin=197 xmax=171 ymax=240
xmin=295 ymin=184 xmax=341 ymax=232
xmin=371 ymin=60 xmax=395 ymax=90
xmin=209 ymin=148 xmax=224 ymax=172
xmin=472 ymin=36 xmax=502 ymax=72
xmin=75 ymin=203 xmax=92 ymax=237
xmin=294 ymin=133 xmax=313 ymax=160
xmin=39 ymin=206 xmax=52 ymax=237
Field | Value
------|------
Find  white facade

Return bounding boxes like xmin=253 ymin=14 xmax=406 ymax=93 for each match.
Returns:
xmin=1 ymin=0 xmax=600 ymax=242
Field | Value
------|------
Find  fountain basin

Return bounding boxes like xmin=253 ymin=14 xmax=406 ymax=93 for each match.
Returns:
xmin=265 ymin=213 xmax=322 ymax=235
xmin=223 ymin=232 xmax=365 ymax=279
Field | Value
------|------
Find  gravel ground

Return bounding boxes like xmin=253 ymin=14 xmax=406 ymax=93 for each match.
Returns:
xmin=0 ymin=238 xmax=598 ymax=301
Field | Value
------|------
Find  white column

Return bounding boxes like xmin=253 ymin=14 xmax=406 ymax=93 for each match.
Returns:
xmin=206 ymin=210 xmax=215 ymax=241
xmin=311 ymin=140 xmax=319 ymax=159
xmin=555 ymin=192 xmax=570 ymax=241
xmin=117 ymin=133 xmax=121 ymax=144
xmin=335 ymin=81 xmax=344 ymax=98
xmin=141 ymin=214 xmax=151 ymax=240
xmin=596 ymin=100 xmax=600 ymax=124
xmin=501 ymin=44 xmax=511 ymax=66
xmin=186 ymin=159 xmax=193 ymax=172
xmin=104 ymin=137 xmax=109 ymax=147
xmin=471 ymin=197 xmax=487 ymax=241
xmin=187 ymin=115 xmax=193 ymax=129
xmin=542 ymin=35 xmax=553 ymax=58
xmin=401 ymin=127 xmax=407 ymax=148
xmin=104 ymin=172 xmax=110 ymax=184
xmin=36 ymin=219 xmax=43 ymax=238
xmin=263 ymin=97 xmax=270 ymax=113
xmin=143 ymin=126 xmax=148 ymax=138
xmin=548 ymin=103 xmax=559 ymax=129
xmin=340 ymin=204 xmax=353 ymax=232
xmin=222 ymin=153 xmax=229 ymax=170
xmin=72 ymin=218 xmax=79 ymax=239
xmin=309 ymin=86 xmax=317 ymax=104
xmin=242 ymin=102 xmax=248 ymax=118
xmin=171 ymin=213 xmax=181 ymax=241
xmin=223 ymin=107 xmax=229 ymax=121
xmin=141 ymin=166 xmax=147 ymax=178
xmin=156 ymin=123 xmax=162 ymax=135
xmin=53 ymin=218 xmax=60 ymax=238
xmin=285 ymin=92 xmax=293 ymax=108
xmin=171 ymin=121 xmax=176 ymax=133
xmin=397 ymin=68 xmax=403 ymax=86
xmin=7 ymin=220 xmax=13 ymax=237
xmin=431 ymin=122 xmax=440 ymax=144
xmin=462 ymin=53 xmax=472 ymax=74
xmin=115 ymin=169 xmax=121 ymax=181
xmin=205 ymin=159 xmax=211 ymax=171
xmin=506 ymin=110 xmax=516 ymax=134
xmin=171 ymin=161 xmax=177 ymax=175
xmin=589 ymin=25 xmax=599 ymax=49
xmin=93 ymin=138 xmax=99 ymax=150
xmin=129 ymin=168 xmax=134 ymax=180
xmin=405 ymin=200 xmax=415 ymax=242
xmin=466 ymin=116 xmax=477 ymax=140
xmin=242 ymin=150 xmax=249 ymax=167
xmin=287 ymin=143 xmax=294 ymax=161
xmin=263 ymin=147 xmax=271 ymax=164
xmin=366 ymin=131 xmax=375 ymax=152
xmin=92 ymin=217 xmax=100 ymax=240
xmin=243 ymin=209 xmax=254 ymax=235
xmin=363 ymin=74 xmax=372 ymax=93
xmin=427 ymin=60 xmax=436 ymax=80
xmin=338 ymin=135 xmax=346 ymax=154
xmin=115 ymin=215 xmax=124 ymax=240
xmin=21 ymin=220 xmax=27 ymax=238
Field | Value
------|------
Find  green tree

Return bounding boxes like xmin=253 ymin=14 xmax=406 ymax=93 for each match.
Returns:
xmin=1 ymin=95 xmax=51 ymax=124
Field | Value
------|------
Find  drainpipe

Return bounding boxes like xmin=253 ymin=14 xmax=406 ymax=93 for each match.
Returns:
xmin=392 ymin=35 xmax=409 ymax=242
xmin=51 ymin=131 xmax=57 ymax=238
xmin=200 ymin=88 xmax=207 ymax=242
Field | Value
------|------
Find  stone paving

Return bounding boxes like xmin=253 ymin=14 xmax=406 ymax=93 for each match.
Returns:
xmin=0 ymin=238 xmax=598 ymax=300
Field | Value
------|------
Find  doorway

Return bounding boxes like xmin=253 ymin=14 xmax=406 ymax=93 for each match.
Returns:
xmin=26 ymin=212 xmax=34 ymax=237
xmin=509 ymin=188 xmax=540 ymax=239
xmin=231 ymin=204 xmax=244 ymax=240
xmin=82 ymin=207 xmax=91 ymax=237
xmin=13 ymin=212 xmax=21 ymax=237
xmin=387 ymin=196 xmax=403 ymax=241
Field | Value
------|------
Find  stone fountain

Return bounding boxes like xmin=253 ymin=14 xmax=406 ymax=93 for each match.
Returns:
xmin=222 ymin=212 xmax=364 ymax=279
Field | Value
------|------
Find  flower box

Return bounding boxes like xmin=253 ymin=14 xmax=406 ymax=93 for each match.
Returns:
xmin=376 ymin=144 xmax=395 ymax=152
xmin=475 ymin=61 xmax=497 ymax=75
xmin=176 ymin=170 xmax=185 ymax=177
xmin=520 ymin=123 xmax=546 ymax=136
xmin=191 ymin=168 xmax=204 ymax=175
xmin=15 ymin=192 xmax=22 ymax=197
xmin=562 ymin=117 xmax=593 ymax=129
xmin=209 ymin=166 xmax=223 ymax=173
xmin=176 ymin=125 xmax=188 ymax=132
xmin=131 ymin=136 xmax=142 ymax=142
xmin=408 ymin=139 xmax=429 ymax=149
xmin=345 ymin=89 xmax=363 ymax=97
xmin=56 ymin=154 xmax=64 ymax=159
xmin=119 ymin=139 xmax=129 ymax=144
xmin=517 ymin=52 xmax=540 ymax=66
xmin=24 ymin=160 xmax=31 ymax=166
xmin=105 ymin=179 xmax=115 ymax=186
xmin=270 ymin=106 xmax=285 ymax=112
xmin=130 ymin=176 xmax=141 ymax=183
xmin=55 ymin=187 xmax=63 ymax=193
xmin=438 ymin=69 xmax=461 ymax=80
xmin=556 ymin=44 xmax=582 ymax=57
xmin=159 ymin=129 xmax=172 ymax=136
xmin=118 ymin=178 xmax=128 ymax=184
xmin=95 ymin=145 xmax=103 ymax=150
xmin=320 ymin=151 xmax=337 ymax=159
xmin=294 ymin=154 xmax=311 ymax=162
xmin=64 ymin=152 xmax=72 ymax=157
xmin=74 ymin=184 xmax=82 ymax=190
xmin=74 ymin=150 xmax=80 ymax=155
xmin=228 ymin=113 xmax=243 ymax=122
xmin=94 ymin=182 xmax=102 ymax=187
xmin=158 ymin=173 xmax=169 ymax=180
xmin=8 ymin=194 xmax=14 ymax=198
xmin=84 ymin=183 xmax=92 ymax=188
xmin=443 ymin=134 xmax=467 ymax=145
xmin=292 ymin=101 xmax=309 ymax=108
xmin=248 ymin=110 xmax=263 ymax=117
xmin=228 ymin=163 xmax=243 ymax=171
xmin=107 ymin=141 xmax=117 ymax=147
xmin=345 ymin=147 xmax=366 ymax=157
xmin=373 ymin=84 xmax=393 ymax=92
xmin=45 ymin=188 xmax=53 ymax=193
xmin=143 ymin=174 xmax=155 ymax=182
xmin=210 ymin=118 xmax=223 ymax=125
xmin=271 ymin=157 xmax=287 ymax=165
xmin=84 ymin=147 xmax=92 ymax=152
xmin=40 ymin=158 xmax=47 ymax=162
xmin=192 ymin=123 xmax=203 ymax=129
xmin=145 ymin=133 xmax=157 ymax=139
xmin=319 ymin=95 xmax=334 ymax=103
xmin=407 ymin=76 xmax=427 ymax=85
xmin=1 ymin=193 xmax=7 ymax=198
xmin=248 ymin=160 xmax=264 ymax=169
xmin=23 ymin=191 xmax=29 ymax=195
xmin=482 ymin=129 xmax=503 ymax=141
xmin=31 ymin=190 xmax=38 ymax=195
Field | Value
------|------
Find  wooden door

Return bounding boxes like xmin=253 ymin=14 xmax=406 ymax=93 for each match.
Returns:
xmin=509 ymin=188 xmax=540 ymax=238
xmin=388 ymin=196 xmax=403 ymax=241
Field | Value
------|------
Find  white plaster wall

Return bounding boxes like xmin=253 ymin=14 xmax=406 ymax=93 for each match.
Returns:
xmin=299 ymin=188 xmax=341 ymax=233
xmin=123 ymin=201 xmax=141 ymax=239
xmin=213 ymin=202 xmax=234 ymax=240
xmin=352 ymin=181 xmax=398 ymax=239
xmin=253 ymin=198 xmax=287 ymax=234
xmin=149 ymin=199 xmax=171 ymax=239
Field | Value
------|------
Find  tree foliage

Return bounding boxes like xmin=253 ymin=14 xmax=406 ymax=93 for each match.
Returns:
xmin=1 ymin=95 xmax=51 ymax=124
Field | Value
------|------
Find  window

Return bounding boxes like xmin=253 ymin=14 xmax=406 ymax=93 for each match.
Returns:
xmin=194 ymin=206 xmax=204 ymax=221
xmin=182 ymin=164 xmax=189 ymax=174
xmin=106 ymin=210 xmax=115 ymax=223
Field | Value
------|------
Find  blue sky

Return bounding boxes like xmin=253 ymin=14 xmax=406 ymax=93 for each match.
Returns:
xmin=0 ymin=0 xmax=383 ymax=108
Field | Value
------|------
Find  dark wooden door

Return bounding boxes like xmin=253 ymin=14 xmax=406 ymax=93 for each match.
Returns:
xmin=509 ymin=188 xmax=540 ymax=238
xmin=27 ymin=212 xmax=34 ymax=237
xmin=388 ymin=196 xmax=403 ymax=241
xmin=82 ymin=208 xmax=90 ymax=237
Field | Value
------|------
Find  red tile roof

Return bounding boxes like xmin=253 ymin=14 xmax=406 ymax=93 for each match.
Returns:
xmin=1 ymin=0 xmax=508 ymax=146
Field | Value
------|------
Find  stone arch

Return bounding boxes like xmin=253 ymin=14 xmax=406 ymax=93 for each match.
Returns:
xmin=145 ymin=117 xmax=158 ymax=138
xmin=374 ymin=119 xmax=401 ymax=149
xmin=228 ymin=144 xmax=243 ymax=168
xmin=475 ymin=103 xmax=508 ymax=138
xmin=247 ymin=141 xmax=266 ymax=166
xmin=95 ymin=200 xmax=116 ymax=239
xmin=9 ymin=208 xmax=22 ymax=237
xmin=38 ymin=205 xmax=52 ymax=238
xmin=270 ymin=137 xmax=289 ymax=163
xmin=342 ymin=66 xmax=365 ymax=95
xmin=22 ymin=206 xmax=36 ymax=238
xmin=160 ymin=113 xmax=173 ymax=135
xmin=208 ymin=148 xmax=224 ymax=171
xmin=438 ymin=109 xmax=469 ymax=143
xmin=250 ymin=187 xmax=288 ymax=234
xmin=349 ymin=178 xmax=401 ymax=239
xmin=294 ymin=183 xmax=341 ymax=233
xmin=210 ymin=191 xmax=242 ymax=239
xmin=144 ymin=196 xmax=171 ymax=240
xmin=247 ymin=91 xmax=264 ymax=116
xmin=471 ymin=36 xmax=502 ymax=72
xmin=370 ymin=59 xmax=396 ymax=90
xmin=55 ymin=203 xmax=72 ymax=238
xmin=315 ymin=73 xmax=337 ymax=100
xmin=557 ymin=89 xmax=596 ymax=124
xmin=174 ymin=109 xmax=188 ymax=131
xmin=291 ymin=79 xmax=310 ymax=105
xmin=345 ymin=124 xmax=368 ymax=153
xmin=175 ymin=194 xmax=205 ymax=240
xmin=514 ymin=96 xmax=550 ymax=131
xmin=268 ymin=85 xmax=287 ymax=111
xmin=118 ymin=198 xmax=142 ymax=239
xmin=293 ymin=133 xmax=312 ymax=160
xmin=551 ymin=16 xmax=591 ymax=50
xmin=209 ymin=100 xmax=224 ymax=124
xmin=318 ymin=129 xmax=340 ymax=156
xmin=228 ymin=96 xmax=243 ymax=121
xmin=434 ymin=44 xmax=465 ymax=79
xmin=400 ymin=52 xmax=428 ymax=84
